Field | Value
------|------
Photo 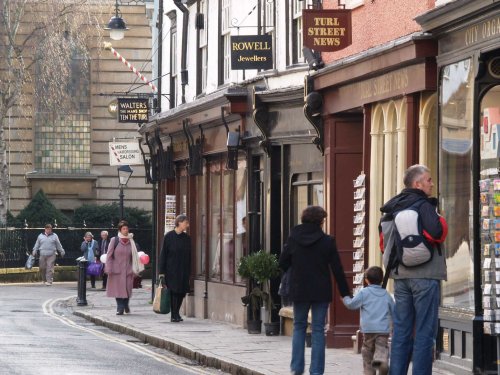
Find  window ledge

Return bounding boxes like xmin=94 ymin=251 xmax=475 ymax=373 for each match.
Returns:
xmin=26 ymin=172 xmax=98 ymax=180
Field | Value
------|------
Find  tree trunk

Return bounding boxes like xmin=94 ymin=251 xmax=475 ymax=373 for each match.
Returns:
xmin=0 ymin=111 xmax=9 ymax=225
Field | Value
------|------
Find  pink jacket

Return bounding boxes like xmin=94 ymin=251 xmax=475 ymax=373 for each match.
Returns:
xmin=105 ymin=237 xmax=134 ymax=298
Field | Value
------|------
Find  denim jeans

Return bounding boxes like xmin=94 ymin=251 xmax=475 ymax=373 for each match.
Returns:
xmin=389 ymin=279 xmax=440 ymax=375
xmin=291 ymin=301 xmax=329 ymax=375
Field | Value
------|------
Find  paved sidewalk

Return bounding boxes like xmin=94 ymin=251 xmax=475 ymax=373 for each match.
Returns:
xmin=71 ymin=281 xmax=453 ymax=375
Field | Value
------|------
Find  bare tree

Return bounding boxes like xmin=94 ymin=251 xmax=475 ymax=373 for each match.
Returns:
xmin=0 ymin=0 xmax=105 ymax=224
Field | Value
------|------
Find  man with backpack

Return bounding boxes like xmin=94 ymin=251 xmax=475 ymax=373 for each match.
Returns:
xmin=379 ymin=164 xmax=448 ymax=375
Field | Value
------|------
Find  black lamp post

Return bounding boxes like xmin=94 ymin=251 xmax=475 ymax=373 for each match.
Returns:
xmin=105 ymin=0 xmax=129 ymax=41
xmin=118 ymin=165 xmax=133 ymax=220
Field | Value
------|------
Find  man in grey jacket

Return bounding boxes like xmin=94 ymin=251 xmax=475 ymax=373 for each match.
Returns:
xmin=32 ymin=224 xmax=65 ymax=285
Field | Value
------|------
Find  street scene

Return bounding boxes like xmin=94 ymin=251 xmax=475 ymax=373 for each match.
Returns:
xmin=2 ymin=0 xmax=500 ymax=374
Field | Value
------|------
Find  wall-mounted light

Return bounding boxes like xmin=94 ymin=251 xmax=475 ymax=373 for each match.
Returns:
xmin=105 ymin=0 xmax=129 ymax=41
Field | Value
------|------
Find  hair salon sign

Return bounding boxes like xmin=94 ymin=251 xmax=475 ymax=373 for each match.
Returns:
xmin=303 ymin=9 xmax=352 ymax=52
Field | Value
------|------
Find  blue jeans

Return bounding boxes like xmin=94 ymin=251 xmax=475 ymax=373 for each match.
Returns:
xmin=389 ymin=279 xmax=440 ymax=375
xmin=291 ymin=301 xmax=329 ymax=375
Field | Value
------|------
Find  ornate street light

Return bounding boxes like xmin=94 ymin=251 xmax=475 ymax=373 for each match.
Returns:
xmin=117 ymin=165 xmax=133 ymax=220
xmin=105 ymin=0 xmax=129 ymax=41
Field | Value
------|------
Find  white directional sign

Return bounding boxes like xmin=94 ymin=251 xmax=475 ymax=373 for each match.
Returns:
xmin=109 ymin=141 xmax=142 ymax=166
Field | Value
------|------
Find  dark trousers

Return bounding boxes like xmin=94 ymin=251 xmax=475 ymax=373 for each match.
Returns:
xmin=102 ymin=273 xmax=108 ymax=288
xmin=89 ymin=275 xmax=96 ymax=288
xmin=170 ymin=291 xmax=185 ymax=319
xmin=115 ymin=298 xmax=129 ymax=312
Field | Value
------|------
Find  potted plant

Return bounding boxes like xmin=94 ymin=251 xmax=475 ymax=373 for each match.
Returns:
xmin=238 ymin=250 xmax=280 ymax=335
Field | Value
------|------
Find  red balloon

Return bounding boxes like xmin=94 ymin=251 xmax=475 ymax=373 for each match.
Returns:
xmin=139 ymin=254 xmax=150 ymax=265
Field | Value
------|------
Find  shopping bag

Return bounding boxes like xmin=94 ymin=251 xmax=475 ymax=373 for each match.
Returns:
xmin=86 ymin=262 xmax=104 ymax=277
xmin=25 ymin=254 xmax=36 ymax=270
xmin=153 ymin=281 xmax=171 ymax=314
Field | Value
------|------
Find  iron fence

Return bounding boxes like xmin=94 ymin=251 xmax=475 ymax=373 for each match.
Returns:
xmin=0 ymin=226 xmax=152 ymax=268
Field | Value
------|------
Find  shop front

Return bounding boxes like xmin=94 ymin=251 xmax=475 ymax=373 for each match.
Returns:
xmin=140 ymin=88 xmax=250 ymax=326
xmin=417 ymin=1 xmax=500 ymax=373
xmin=313 ymin=35 xmax=438 ymax=347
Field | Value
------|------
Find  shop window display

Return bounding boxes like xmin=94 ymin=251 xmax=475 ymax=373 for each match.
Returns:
xmin=440 ymin=59 xmax=475 ymax=309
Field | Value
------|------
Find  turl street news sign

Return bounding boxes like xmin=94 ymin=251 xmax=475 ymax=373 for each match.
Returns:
xmin=303 ymin=9 xmax=352 ymax=52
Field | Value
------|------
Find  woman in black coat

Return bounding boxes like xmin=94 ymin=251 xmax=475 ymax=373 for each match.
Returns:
xmin=279 ymin=206 xmax=350 ymax=375
xmin=159 ymin=214 xmax=191 ymax=322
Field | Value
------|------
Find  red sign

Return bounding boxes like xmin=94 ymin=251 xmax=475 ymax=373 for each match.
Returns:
xmin=303 ymin=9 xmax=352 ymax=52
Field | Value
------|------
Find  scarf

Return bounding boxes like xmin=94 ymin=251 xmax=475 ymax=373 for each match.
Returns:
xmin=118 ymin=232 xmax=144 ymax=275
xmin=87 ymin=240 xmax=96 ymax=263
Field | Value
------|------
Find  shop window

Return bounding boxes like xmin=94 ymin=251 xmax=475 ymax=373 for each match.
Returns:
xmin=291 ymin=172 xmax=323 ymax=227
xmin=440 ymin=59 xmax=474 ymax=309
xmin=206 ymin=158 xmax=247 ymax=283
xmin=34 ymin=50 xmax=90 ymax=174
xmin=290 ymin=0 xmax=307 ymax=64
xmin=219 ymin=0 xmax=231 ymax=85
xmin=196 ymin=167 xmax=207 ymax=276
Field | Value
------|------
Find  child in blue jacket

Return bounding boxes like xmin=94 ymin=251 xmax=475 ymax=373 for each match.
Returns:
xmin=343 ymin=266 xmax=394 ymax=375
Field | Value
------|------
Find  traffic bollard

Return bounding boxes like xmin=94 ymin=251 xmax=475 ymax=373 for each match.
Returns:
xmin=76 ymin=259 xmax=88 ymax=306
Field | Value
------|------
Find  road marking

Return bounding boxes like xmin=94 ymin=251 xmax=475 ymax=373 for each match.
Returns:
xmin=42 ymin=297 xmax=214 ymax=375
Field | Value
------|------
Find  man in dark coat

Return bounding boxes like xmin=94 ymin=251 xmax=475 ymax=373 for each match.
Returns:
xmin=279 ymin=206 xmax=350 ymax=375
xmin=96 ymin=230 xmax=109 ymax=290
xmin=159 ymin=214 xmax=191 ymax=322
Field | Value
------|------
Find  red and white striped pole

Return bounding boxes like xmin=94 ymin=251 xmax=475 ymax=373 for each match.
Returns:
xmin=103 ymin=42 xmax=158 ymax=93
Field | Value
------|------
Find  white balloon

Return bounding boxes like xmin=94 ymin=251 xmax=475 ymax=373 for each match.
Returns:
xmin=100 ymin=254 xmax=107 ymax=264
xmin=137 ymin=251 xmax=145 ymax=257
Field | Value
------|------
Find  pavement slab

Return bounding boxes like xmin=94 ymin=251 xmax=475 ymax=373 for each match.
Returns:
xmin=70 ymin=281 xmax=454 ymax=375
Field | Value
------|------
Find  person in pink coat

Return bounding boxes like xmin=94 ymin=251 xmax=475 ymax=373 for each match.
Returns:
xmin=104 ymin=220 xmax=143 ymax=315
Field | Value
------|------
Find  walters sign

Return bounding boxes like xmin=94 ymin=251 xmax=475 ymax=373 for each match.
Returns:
xmin=303 ymin=9 xmax=352 ymax=52
xmin=117 ymin=98 xmax=149 ymax=123
xmin=231 ymin=35 xmax=273 ymax=70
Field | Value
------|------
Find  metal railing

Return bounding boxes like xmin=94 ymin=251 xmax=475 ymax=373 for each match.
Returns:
xmin=0 ymin=226 xmax=152 ymax=268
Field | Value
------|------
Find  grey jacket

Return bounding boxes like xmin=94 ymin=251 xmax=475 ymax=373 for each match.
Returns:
xmin=33 ymin=232 xmax=65 ymax=257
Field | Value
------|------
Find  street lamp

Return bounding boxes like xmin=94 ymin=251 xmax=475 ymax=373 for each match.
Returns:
xmin=118 ymin=165 xmax=133 ymax=220
xmin=105 ymin=0 xmax=129 ymax=41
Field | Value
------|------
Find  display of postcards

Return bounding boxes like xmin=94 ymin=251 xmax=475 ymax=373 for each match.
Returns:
xmin=483 ymin=219 xmax=491 ymax=231
xmin=353 ymin=174 xmax=366 ymax=188
xmin=495 ymin=205 xmax=500 ymax=217
xmin=484 ymin=283 xmax=492 ymax=295
xmin=353 ymin=237 xmax=365 ymax=248
xmin=495 ymin=244 xmax=500 ymax=256
xmin=495 ymin=193 xmax=500 ymax=204
xmin=484 ymin=258 xmax=492 ymax=269
xmin=496 ymin=258 xmax=500 ymax=269
xmin=353 ymin=273 xmax=364 ymax=285
xmin=354 ymin=187 xmax=365 ymax=200
xmin=484 ymin=296 xmax=495 ymax=309
xmin=354 ymin=200 xmax=365 ymax=212
xmin=353 ymin=249 xmax=364 ymax=260
xmin=353 ymin=212 xmax=365 ymax=224
xmin=495 ymin=179 xmax=500 ymax=191
xmin=495 ymin=220 xmax=500 ymax=230
xmin=485 ymin=271 xmax=493 ymax=283
xmin=496 ymin=271 xmax=500 ymax=282
xmin=483 ymin=205 xmax=491 ymax=217
xmin=481 ymin=193 xmax=491 ymax=204
xmin=495 ymin=231 xmax=500 ymax=242
xmin=353 ymin=224 xmax=365 ymax=236
xmin=485 ymin=244 xmax=492 ymax=256
xmin=484 ymin=309 xmax=496 ymax=321
xmin=481 ymin=179 xmax=492 ymax=192
xmin=484 ymin=323 xmax=495 ymax=335
xmin=353 ymin=261 xmax=364 ymax=273
xmin=495 ymin=285 xmax=500 ymax=295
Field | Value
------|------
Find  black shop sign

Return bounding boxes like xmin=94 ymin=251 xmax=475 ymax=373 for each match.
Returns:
xmin=231 ymin=35 xmax=273 ymax=70
xmin=117 ymin=98 xmax=149 ymax=123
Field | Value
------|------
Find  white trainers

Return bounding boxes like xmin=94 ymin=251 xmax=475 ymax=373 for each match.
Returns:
xmin=45 ymin=281 xmax=52 ymax=286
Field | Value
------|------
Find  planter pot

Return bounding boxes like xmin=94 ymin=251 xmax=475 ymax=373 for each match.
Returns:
xmin=264 ymin=322 xmax=280 ymax=336
xmin=247 ymin=320 xmax=262 ymax=334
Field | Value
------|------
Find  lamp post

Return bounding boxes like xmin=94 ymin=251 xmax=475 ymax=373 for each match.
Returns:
xmin=105 ymin=0 xmax=129 ymax=41
xmin=118 ymin=165 xmax=133 ymax=220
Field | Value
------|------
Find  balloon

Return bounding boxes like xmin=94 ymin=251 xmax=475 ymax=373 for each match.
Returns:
xmin=137 ymin=251 xmax=145 ymax=257
xmin=100 ymin=254 xmax=107 ymax=264
xmin=139 ymin=254 xmax=150 ymax=265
